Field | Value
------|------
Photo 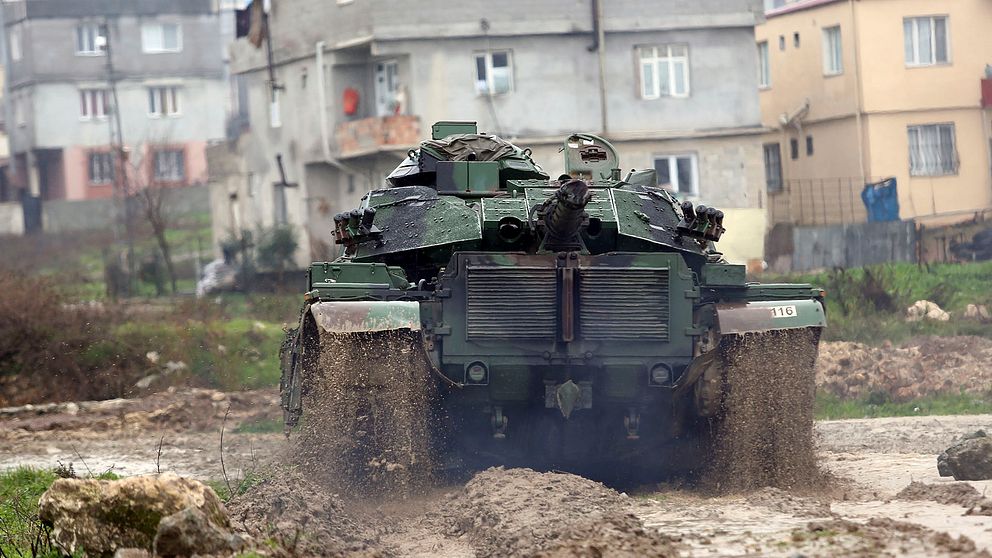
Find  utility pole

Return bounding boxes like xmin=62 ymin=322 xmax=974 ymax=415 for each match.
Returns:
xmin=102 ymin=18 xmax=136 ymax=295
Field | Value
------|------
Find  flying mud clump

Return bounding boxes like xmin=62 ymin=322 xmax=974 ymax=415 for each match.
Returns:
xmin=294 ymin=330 xmax=437 ymax=498
xmin=706 ymin=329 xmax=824 ymax=492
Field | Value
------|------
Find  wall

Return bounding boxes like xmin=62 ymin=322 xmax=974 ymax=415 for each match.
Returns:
xmin=866 ymin=109 xmax=992 ymax=219
xmin=41 ymin=184 xmax=210 ymax=233
xmin=757 ymin=0 xmax=857 ymax=126
xmin=0 ymin=202 xmax=25 ymax=235
xmin=790 ymin=220 xmax=917 ymax=271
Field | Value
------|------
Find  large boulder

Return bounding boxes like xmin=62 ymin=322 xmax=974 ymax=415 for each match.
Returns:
xmin=938 ymin=431 xmax=992 ymax=481
xmin=38 ymin=472 xmax=230 ymax=557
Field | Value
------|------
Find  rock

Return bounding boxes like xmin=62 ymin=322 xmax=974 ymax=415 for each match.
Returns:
xmin=964 ymin=304 xmax=991 ymax=322
xmin=154 ymin=506 xmax=243 ymax=557
xmin=906 ymin=300 xmax=949 ymax=322
xmin=113 ymin=549 xmax=151 ymax=558
xmin=38 ymin=472 xmax=229 ymax=557
xmin=938 ymin=432 xmax=992 ymax=481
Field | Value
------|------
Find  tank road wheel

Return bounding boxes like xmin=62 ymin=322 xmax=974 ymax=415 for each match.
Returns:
xmin=294 ymin=324 xmax=437 ymax=497
xmin=705 ymin=328 xmax=821 ymax=491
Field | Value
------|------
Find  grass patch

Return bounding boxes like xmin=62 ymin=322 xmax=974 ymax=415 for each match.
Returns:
xmin=0 ymin=467 xmax=58 ymax=558
xmin=205 ymin=471 xmax=265 ymax=502
xmin=815 ymin=391 xmax=992 ymax=420
xmin=765 ymin=261 xmax=992 ymax=345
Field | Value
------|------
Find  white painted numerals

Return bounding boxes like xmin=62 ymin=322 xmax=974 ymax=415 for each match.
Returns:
xmin=770 ymin=305 xmax=798 ymax=318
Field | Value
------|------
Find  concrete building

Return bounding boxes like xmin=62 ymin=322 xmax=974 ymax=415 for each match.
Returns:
xmin=213 ymin=0 xmax=770 ymax=267
xmin=757 ymin=0 xmax=992 ymax=225
xmin=1 ymin=0 xmax=228 ymax=230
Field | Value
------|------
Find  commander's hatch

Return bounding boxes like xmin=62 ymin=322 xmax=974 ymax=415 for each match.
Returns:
xmin=563 ymin=133 xmax=620 ymax=182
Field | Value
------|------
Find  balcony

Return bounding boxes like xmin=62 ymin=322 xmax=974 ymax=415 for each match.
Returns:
xmin=335 ymin=115 xmax=420 ymax=159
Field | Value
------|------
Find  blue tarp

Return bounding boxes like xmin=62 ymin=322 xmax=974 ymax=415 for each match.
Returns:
xmin=861 ymin=177 xmax=899 ymax=222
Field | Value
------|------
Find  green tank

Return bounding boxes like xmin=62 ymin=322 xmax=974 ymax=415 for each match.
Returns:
xmin=280 ymin=121 xmax=825 ymax=490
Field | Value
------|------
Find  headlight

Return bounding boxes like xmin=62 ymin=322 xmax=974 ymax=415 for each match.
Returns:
xmin=466 ymin=361 xmax=488 ymax=384
xmin=649 ymin=363 xmax=672 ymax=386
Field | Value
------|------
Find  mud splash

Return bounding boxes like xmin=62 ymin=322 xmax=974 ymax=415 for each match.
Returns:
xmin=706 ymin=329 xmax=823 ymax=492
xmin=295 ymin=330 xmax=437 ymax=497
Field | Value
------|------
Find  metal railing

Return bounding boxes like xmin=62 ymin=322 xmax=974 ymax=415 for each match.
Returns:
xmin=767 ymin=177 xmax=878 ymax=226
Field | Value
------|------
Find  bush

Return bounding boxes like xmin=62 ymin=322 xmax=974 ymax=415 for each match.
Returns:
xmin=256 ymin=226 xmax=298 ymax=273
xmin=0 ymin=273 xmax=147 ymax=405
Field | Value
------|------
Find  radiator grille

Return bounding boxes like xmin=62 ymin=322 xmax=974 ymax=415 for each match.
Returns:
xmin=466 ymin=266 xmax=557 ymax=339
xmin=579 ymin=268 xmax=670 ymax=341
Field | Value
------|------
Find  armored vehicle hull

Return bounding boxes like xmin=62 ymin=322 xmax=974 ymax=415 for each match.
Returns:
xmin=280 ymin=123 xmax=825 ymax=491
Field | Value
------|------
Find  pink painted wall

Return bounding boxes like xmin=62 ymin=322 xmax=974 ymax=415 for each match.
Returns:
xmin=62 ymin=141 xmax=210 ymax=201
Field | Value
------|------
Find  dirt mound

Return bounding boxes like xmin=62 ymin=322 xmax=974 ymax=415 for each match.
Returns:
xmin=437 ymin=467 xmax=678 ymax=557
xmin=817 ymin=336 xmax=992 ymax=402
xmin=295 ymin=330 xmax=436 ymax=498
xmin=707 ymin=330 xmax=822 ymax=492
xmin=896 ymin=481 xmax=992 ymax=515
xmin=226 ymin=469 xmax=382 ymax=557
xmin=0 ymin=388 xmax=279 ymax=436
xmin=789 ymin=518 xmax=992 ymax=557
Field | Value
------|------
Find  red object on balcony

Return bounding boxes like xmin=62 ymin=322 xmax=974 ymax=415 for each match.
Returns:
xmin=343 ymin=88 xmax=360 ymax=115
xmin=982 ymin=78 xmax=992 ymax=108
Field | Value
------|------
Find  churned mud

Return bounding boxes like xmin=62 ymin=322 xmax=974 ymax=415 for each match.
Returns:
xmin=4 ymin=386 xmax=992 ymax=555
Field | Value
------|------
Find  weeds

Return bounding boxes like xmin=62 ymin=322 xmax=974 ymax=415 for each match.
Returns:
xmin=0 ymin=468 xmax=58 ymax=558
xmin=815 ymin=391 xmax=992 ymax=420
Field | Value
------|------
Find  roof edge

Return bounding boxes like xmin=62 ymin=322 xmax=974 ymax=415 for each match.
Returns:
xmin=766 ymin=0 xmax=845 ymax=19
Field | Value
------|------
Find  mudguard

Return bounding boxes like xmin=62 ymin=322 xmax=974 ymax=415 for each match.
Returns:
xmin=309 ymin=300 xmax=422 ymax=333
xmin=714 ymin=299 xmax=826 ymax=335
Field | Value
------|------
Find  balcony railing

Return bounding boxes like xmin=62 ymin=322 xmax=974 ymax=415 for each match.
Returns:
xmin=335 ymin=115 xmax=420 ymax=158
xmin=767 ymin=177 xmax=881 ymax=226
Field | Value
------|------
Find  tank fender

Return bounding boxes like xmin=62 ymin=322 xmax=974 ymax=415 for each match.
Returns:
xmin=713 ymin=299 xmax=826 ymax=335
xmin=309 ymin=300 xmax=422 ymax=333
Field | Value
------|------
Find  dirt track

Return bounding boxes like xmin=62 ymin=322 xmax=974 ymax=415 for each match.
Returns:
xmin=2 ymin=388 xmax=992 ymax=556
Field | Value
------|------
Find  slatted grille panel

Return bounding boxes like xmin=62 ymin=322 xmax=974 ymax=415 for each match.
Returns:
xmin=579 ymin=268 xmax=670 ymax=340
xmin=466 ymin=266 xmax=557 ymax=339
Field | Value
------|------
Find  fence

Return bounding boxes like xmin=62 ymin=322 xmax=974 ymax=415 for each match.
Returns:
xmin=767 ymin=177 xmax=874 ymax=226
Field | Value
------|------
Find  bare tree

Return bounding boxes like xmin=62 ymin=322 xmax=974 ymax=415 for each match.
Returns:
xmin=134 ymin=182 xmax=178 ymax=294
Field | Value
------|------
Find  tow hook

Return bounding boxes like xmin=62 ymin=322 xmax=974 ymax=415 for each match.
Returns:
xmin=624 ymin=408 xmax=641 ymax=440
xmin=492 ymin=406 xmax=508 ymax=439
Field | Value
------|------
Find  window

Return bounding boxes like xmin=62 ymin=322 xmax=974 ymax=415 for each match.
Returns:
xmin=908 ymin=123 xmax=957 ymax=176
xmin=654 ymin=154 xmax=698 ymax=195
xmin=764 ymin=143 xmax=783 ymax=192
xmin=790 ymin=138 xmax=799 ymax=160
xmin=806 ymin=135 xmax=814 ymax=156
xmin=904 ymin=16 xmax=949 ymax=66
xmin=793 ymin=32 xmax=801 ymax=48
xmin=778 ymin=35 xmax=785 ymax=50
xmin=79 ymin=89 xmax=109 ymax=119
xmin=639 ymin=45 xmax=690 ymax=99
xmin=757 ymin=41 xmax=770 ymax=88
xmin=475 ymin=50 xmax=513 ymax=95
xmin=9 ymin=26 xmax=21 ymax=62
xmin=141 ymin=23 xmax=182 ymax=53
xmin=822 ymin=26 xmax=843 ymax=75
xmin=89 ymin=152 xmax=114 ymax=185
xmin=75 ymin=23 xmax=108 ymax=55
xmin=147 ymin=86 xmax=180 ymax=117
xmin=153 ymin=149 xmax=185 ymax=181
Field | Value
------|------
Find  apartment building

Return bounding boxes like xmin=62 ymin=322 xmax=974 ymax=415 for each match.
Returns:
xmin=1 ymin=0 xmax=228 ymax=230
xmin=757 ymin=0 xmax=992 ymax=225
xmin=213 ymin=0 xmax=771 ymax=266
